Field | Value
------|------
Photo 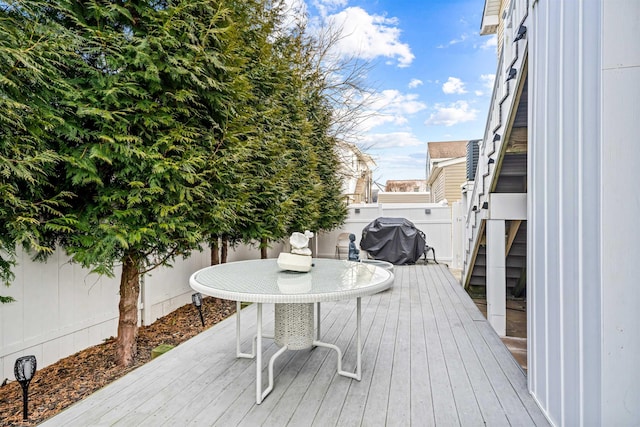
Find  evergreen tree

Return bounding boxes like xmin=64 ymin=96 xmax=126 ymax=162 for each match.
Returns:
xmin=0 ymin=1 xmax=75 ymax=302
xmin=47 ymin=0 xmax=238 ymax=366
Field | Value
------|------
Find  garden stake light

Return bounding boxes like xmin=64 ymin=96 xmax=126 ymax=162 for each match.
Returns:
xmin=14 ymin=355 xmax=37 ymax=421
xmin=192 ymin=292 xmax=205 ymax=326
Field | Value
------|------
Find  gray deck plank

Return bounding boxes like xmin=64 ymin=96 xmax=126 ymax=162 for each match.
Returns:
xmin=282 ymin=298 xmax=363 ymax=426
xmin=422 ymin=264 xmax=462 ymax=426
xmin=475 ymin=321 xmax=551 ymax=426
xmin=386 ymin=266 xmax=412 ymax=427
xmin=242 ymin=297 xmax=377 ymax=427
xmin=431 ymin=267 xmax=511 ymax=426
xmin=157 ymin=304 xmax=280 ymax=425
xmin=426 ymin=265 xmax=488 ymax=427
xmin=39 ymin=311 xmax=247 ymax=426
xmin=334 ymin=285 xmax=391 ymax=426
xmin=39 ymin=264 xmax=550 ymax=427
xmin=207 ymin=302 xmax=349 ymax=426
xmin=305 ymin=295 xmax=380 ymax=426
xmin=311 ymin=276 xmax=399 ymax=426
xmin=360 ymin=265 xmax=403 ymax=426
xmin=409 ymin=265 xmax=437 ymax=426
xmin=259 ymin=300 xmax=355 ymax=426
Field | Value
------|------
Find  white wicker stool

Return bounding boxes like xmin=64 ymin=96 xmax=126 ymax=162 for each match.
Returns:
xmin=274 ymin=303 xmax=314 ymax=350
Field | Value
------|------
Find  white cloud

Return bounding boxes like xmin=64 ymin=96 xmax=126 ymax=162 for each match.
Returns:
xmin=360 ymin=89 xmax=427 ymax=131
xmin=361 ymin=132 xmax=424 ymax=149
xmin=369 ymin=153 xmax=427 ymax=180
xmin=312 ymin=0 xmax=347 ymax=17
xmin=474 ymin=90 xmax=484 ymax=96
xmin=408 ymin=79 xmax=423 ymax=88
xmin=442 ymin=77 xmax=467 ymax=94
xmin=278 ymin=0 xmax=309 ymax=33
xmin=480 ymin=73 xmax=495 ymax=89
xmin=371 ymin=90 xmax=426 ymax=114
xmin=325 ymin=7 xmax=414 ymax=67
xmin=480 ymin=34 xmax=497 ymax=50
xmin=437 ymin=33 xmax=469 ymax=49
xmin=425 ymin=101 xmax=478 ymax=127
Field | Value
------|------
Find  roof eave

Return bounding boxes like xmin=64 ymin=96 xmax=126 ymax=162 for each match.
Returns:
xmin=480 ymin=0 xmax=500 ymax=35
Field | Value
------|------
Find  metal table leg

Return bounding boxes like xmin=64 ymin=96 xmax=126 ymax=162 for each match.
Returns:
xmin=312 ymin=297 xmax=362 ymax=380
xmin=236 ymin=301 xmax=256 ymax=358
xmin=316 ymin=302 xmax=321 ymax=340
xmin=238 ymin=299 xmax=363 ymax=404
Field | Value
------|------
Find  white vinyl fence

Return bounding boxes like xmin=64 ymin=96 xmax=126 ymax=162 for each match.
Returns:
xmin=315 ymin=203 xmax=454 ymax=263
xmin=1 ymin=201 xmax=457 ymax=380
xmin=0 ymin=242 xmax=284 ymax=380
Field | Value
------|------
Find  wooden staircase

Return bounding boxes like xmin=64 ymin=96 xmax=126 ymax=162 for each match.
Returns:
xmin=467 ymin=220 xmax=527 ymax=298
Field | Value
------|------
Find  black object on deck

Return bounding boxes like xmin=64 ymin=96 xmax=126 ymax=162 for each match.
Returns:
xmin=360 ymin=217 xmax=436 ymax=265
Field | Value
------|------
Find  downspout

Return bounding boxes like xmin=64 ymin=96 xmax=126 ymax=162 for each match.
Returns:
xmin=139 ymin=273 xmax=148 ymax=326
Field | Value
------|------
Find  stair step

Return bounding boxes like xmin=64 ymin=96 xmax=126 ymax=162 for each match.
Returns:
xmin=508 ymin=245 xmax=526 ymax=256
xmin=468 ymin=266 xmax=522 ymax=281
xmin=506 ymin=257 xmax=526 ymax=268
xmin=469 ymin=276 xmax=487 ymax=286
xmin=472 ymin=266 xmax=486 ymax=277
xmin=506 ymin=267 xmax=524 ymax=278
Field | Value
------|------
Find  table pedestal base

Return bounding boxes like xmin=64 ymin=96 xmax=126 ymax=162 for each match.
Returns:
xmin=274 ymin=303 xmax=314 ymax=349
xmin=235 ymin=299 xmax=363 ymax=404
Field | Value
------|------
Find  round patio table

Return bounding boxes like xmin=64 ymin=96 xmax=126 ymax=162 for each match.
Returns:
xmin=190 ymin=258 xmax=394 ymax=404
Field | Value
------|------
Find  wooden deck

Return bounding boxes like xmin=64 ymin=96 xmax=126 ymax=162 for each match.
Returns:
xmin=40 ymin=264 xmax=549 ymax=426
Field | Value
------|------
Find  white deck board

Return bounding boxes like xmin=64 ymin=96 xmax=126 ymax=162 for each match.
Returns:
xmin=39 ymin=264 xmax=550 ymax=427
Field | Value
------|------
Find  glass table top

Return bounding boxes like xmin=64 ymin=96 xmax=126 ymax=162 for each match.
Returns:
xmin=190 ymin=258 xmax=394 ymax=303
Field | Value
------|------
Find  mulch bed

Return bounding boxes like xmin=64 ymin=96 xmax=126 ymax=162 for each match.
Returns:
xmin=0 ymin=297 xmax=236 ymax=426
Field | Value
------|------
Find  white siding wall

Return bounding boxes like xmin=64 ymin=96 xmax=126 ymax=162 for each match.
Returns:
xmin=600 ymin=0 xmax=640 ymax=422
xmin=529 ymin=0 xmax=640 ymax=424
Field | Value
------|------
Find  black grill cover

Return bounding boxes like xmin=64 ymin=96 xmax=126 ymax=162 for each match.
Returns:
xmin=360 ymin=217 xmax=425 ymax=265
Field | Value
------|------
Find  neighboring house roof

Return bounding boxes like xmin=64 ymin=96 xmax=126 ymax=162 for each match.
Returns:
xmin=426 ymin=140 xmax=468 ymax=182
xmin=385 ymin=180 xmax=428 ymax=192
xmin=427 ymin=140 xmax=467 ymax=159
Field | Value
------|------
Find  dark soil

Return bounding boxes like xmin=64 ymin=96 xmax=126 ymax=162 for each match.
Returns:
xmin=0 ymin=297 xmax=236 ymax=427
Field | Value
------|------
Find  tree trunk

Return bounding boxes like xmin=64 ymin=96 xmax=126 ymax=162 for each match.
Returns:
xmin=221 ymin=235 xmax=228 ymax=263
xmin=116 ymin=254 xmax=140 ymax=367
xmin=260 ymin=237 xmax=268 ymax=259
xmin=210 ymin=236 xmax=220 ymax=265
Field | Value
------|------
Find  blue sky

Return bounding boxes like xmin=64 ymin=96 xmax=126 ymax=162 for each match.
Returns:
xmin=289 ymin=0 xmax=498 ymax=185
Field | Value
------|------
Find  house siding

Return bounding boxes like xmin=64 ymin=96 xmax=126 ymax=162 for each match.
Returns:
xmin=377 ymin=192 xmax=430 ymax=204
xmin=431 ymin=175 xmax=446 ymax=203
xmin=430 ymin=162 xmax=466 ymax=204
xmin=444 ymin=162 xmax=466 ymax=203
xmin=529 ymin=0 xmax=640 ymax=425
xmin=497 ymin=0 xmax=508 ymax=55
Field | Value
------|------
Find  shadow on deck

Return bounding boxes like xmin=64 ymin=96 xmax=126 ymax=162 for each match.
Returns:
xmin=40 ymin=264 xmax=549 ymax=426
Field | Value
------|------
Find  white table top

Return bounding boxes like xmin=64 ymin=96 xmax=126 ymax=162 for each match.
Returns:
xmin=190 ymin=258 xmax=394 ymax=303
